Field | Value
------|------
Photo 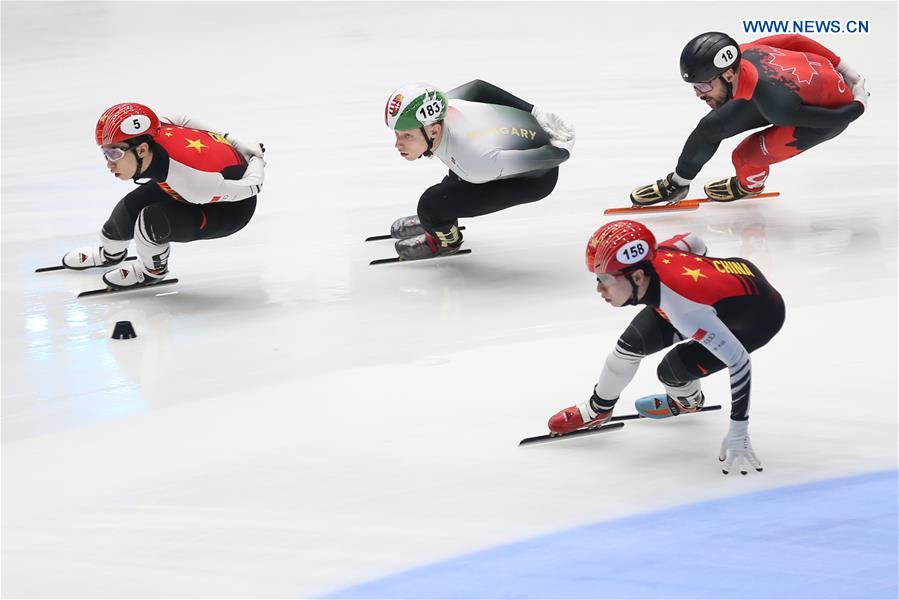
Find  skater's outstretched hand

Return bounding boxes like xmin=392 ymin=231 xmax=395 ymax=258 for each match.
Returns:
xmin=718 ymin=419 xmax=763 ymax=475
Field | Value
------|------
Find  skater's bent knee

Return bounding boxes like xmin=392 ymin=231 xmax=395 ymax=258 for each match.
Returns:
xmin=138 ymin=205 xmax=173 ymax=244
xmin=657 ymin=354 xmax=693 ymax=387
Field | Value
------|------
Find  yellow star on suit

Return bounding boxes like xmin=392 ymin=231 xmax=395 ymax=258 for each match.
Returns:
xmin=681 ymin=266 xmax=707 ymax=283
xmin=185 ymin=138 xmax=207 ymax=152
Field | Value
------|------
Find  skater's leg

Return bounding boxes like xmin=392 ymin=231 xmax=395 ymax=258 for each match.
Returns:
xmin=549 ymin=307 xmax=684 ymax=433
xmin=396 ymin=168 xmax=559 ymax=260
xmin=722 ymin=124 xmax=850 ymax=196
xmin=63 ymin=184 xmax=167 ymax=269
xmin=102 ymin=196 xmax=257 ymax=288
xmin=417 ymin=168 xmax=558 ymax=231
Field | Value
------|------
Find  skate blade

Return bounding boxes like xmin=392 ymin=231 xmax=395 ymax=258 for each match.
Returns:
xmin=518 ymin=422 xmax=625 ymax=446
xmin=604 ymin=192 xmax=780 ymax=216
xmin=77 ymin=278 xmax=179 ymax=298
xmin=370 ymin=248 xmax=472 ymax=266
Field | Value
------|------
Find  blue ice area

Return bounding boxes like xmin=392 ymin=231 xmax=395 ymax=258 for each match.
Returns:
xmin=325 ymin=470 xmax=898 ymax=599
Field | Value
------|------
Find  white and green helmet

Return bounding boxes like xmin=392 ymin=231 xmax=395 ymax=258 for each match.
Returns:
xmin=384 ymin=83 xmax=448 ymax=131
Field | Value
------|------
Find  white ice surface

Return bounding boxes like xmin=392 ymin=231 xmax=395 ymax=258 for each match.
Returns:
xmin=2 ymin=2 xmax=897 ymax=597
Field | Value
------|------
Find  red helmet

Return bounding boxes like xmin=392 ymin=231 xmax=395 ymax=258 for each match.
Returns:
xmin=95 ymin=103 xmax=160 ymax=146
xmin=585 ymin=220 xmax=656 ymax=273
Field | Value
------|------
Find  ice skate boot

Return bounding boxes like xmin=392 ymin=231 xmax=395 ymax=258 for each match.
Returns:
xmin=390 ymin=215 xmax=426 ymax=239
xmin=704 ymin=176 xmax=762 ymax=202
xmin=62 ymin=246 xmax=126 ymax=270
xmin=548 ymin=397 xmax=613 ymax=434
xmin=394 ymin=224 xmax=463 ymax=261
xmin=102 ymin=261 xmax=168 ymax=290
xmin=635 ymin=391 xmax=705 ymax=419
xmin=630 ymin=173 xmax=689 ymax=206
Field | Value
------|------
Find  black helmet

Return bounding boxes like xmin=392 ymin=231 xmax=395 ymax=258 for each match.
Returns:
xmin=680 ymin=32 xmax=741 ymax=83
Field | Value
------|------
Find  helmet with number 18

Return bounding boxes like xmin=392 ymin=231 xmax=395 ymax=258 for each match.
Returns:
xmin=679 ymin=32 xmax=741 ymax=84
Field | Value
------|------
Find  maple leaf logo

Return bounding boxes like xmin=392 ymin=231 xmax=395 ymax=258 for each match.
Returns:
xmin=767 ymin=48 xmax=819 ymax=85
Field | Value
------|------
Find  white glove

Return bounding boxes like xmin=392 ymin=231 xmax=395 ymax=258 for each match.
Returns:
xmin=550 ymin=135 xmax=576 ymax=152
xmin=531 ymin=105 xmax=576 ymax=152
xmin=242 ymin=155 xmax=265 ymax=187
xmin=718 ymin=419 xmax=763 ymax=475
xmin=851 ymin=76 xmax=870 ymax=110
xmin=226 ymin=134 xmax=265 ymax=159
xmin=836 ymin=60 xmax=862 ymax=87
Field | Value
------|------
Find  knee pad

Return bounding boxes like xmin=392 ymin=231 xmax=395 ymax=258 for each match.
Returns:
xmin=657 ymin=352 xmax=692 ymax=388
xmin=137 ymin=205 xmax=172 ymax=244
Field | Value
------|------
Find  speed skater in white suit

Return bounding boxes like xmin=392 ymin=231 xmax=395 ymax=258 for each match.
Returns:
xmin=385 ymin=80 xmax=575 ymax=260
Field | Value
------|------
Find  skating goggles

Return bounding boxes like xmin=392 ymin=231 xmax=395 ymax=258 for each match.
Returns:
xmin=101 ymin=145 xmax=132 ymax=162
xmin=691 ymin=80 xmax=715 ymax=94
xmin=596 ymin=272 xmax=622 ymax=286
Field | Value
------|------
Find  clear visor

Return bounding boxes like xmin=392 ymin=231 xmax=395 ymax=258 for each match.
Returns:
xmin=692 ymin=80 xmax=715 ymax=94
xmin=101 ymin=146 xmax=128 ymax=162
